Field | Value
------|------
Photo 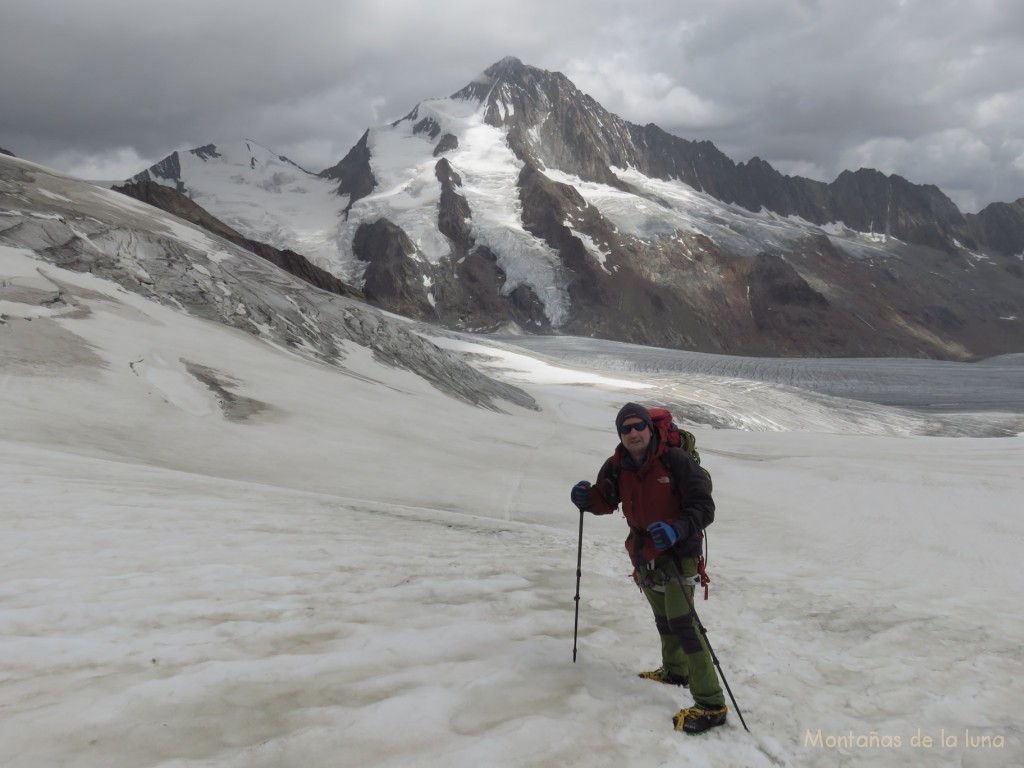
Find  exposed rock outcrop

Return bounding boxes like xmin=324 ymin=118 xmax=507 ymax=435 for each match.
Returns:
xmin=319 ymin=129 xmax=376 ymax=215
xmin=967 ymin=197 xmax=1024 ymax=257
xmin=353 ymin=219 xmax=435 ymax=319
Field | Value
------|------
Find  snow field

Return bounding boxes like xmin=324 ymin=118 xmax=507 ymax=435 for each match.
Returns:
xmin=2 ymin=238 xmax=1023 ymax=766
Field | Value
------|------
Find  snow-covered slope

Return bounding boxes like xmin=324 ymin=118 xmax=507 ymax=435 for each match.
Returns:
xmin=549 ymin=165 xmax=898 ymax=260
xmin=2 ymin=153 xmax=1023 ymax=767
xmin=131 ymin=139 xmax=346 ymax=271
xmin=1 ymin=153 xmax=533 ymax=411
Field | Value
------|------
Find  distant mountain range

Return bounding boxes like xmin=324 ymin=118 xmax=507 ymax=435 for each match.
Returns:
xmin=126 ymin=57 xmax=1024 ymax=359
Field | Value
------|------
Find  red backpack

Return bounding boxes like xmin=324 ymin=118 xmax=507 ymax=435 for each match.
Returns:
xmin=647 ymin=407 xmax=702 ymax=465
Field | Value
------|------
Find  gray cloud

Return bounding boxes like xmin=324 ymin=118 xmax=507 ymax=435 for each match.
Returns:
xmin=2 ymin=0 xmax=1022 ymax=211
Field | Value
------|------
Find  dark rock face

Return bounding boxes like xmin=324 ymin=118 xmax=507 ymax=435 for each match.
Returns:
xmin=433 ymin=134 xmax=459 ymax=156
xmin=319 ymin=130 xmax=376 ymax=214
xmin=435 ymin=159 xmax=472 ymax=248
xmin=827 ymin=170 xmax=973 ymax=251
xmin=748 ymin=252 xmax=830 ymax=314
xmin=132 ymin=151 xmax=184 ymax=191
xmin=413 ymin=117 xmax=441 ymax=139
xmin=191 ymin=144 xmax=222 ymax=161
xmin=737 ymin=157 xmax=832 ymax=222
xmin=352 ymin=219 xmax=434 ymax=318
xmin=744 ymin=251 xmax=853 ymax=356
xmin=443 ymin=246 xmax=550 ymax=333
xmin=629 ymin=125 xmax=751 ymax=203
xmin=0 ymin=147 xmax=15 ymax=157
xmin=113 ymin=180 xmax=362 ymax=300
xmin=967 ymin=198 xmax=1024 ymax=257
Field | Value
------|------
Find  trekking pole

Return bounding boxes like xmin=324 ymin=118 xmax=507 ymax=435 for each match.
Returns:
xmin=572 ymin=508 xmax=584 ymax=662
xmin=668 ymin=558 xmax=750 ymax=732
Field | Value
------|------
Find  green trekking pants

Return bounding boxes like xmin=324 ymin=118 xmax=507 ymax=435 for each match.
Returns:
xmin=639 ymin=554 xmax=726 ymax=708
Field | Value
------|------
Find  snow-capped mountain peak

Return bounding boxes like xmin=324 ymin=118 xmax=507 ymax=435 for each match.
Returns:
xmin=133 ymin=139 xmax=346 ymax=272
xmin=137 ymin=139 xmax=311 ymax=188
xmin=126 ymin=59 xmax=1024 ymax=359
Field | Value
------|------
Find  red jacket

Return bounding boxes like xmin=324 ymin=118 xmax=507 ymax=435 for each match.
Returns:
xmin=589 ymin=437 xmax=715 ymax=566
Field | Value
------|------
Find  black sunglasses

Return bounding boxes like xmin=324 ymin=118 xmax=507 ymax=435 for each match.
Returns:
xmin=619 ymin=422 xmax=649 ymax=435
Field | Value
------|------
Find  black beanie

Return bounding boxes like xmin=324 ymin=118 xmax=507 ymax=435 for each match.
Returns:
xmin=615 ymin=402 xmax=653 ymax=432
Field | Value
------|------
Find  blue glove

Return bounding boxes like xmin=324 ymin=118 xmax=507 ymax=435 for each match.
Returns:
xmin=647 ymin=521 xmax=681 ymax=551
xmin=570 ymin=481 xmax=593 ymax=510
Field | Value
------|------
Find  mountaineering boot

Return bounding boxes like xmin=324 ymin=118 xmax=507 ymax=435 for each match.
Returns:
xmin=672 ymin=703 xmax=728 ymax=734
xmin=638 ymin=667 xmax=688 ymax=686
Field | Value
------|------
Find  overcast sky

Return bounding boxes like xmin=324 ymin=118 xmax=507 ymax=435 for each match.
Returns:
xmin=2 ymin=0 xmax=1023 ymax=213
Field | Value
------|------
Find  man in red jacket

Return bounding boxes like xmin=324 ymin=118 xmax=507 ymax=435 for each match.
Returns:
xmin=571 ymin=403 xmax=728 ymax=734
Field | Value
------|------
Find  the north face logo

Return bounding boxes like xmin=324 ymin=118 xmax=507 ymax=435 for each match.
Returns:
xmin=657 ymin=476 xmax=671 ymax=483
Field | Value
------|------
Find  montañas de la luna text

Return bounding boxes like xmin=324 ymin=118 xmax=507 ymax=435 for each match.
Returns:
xmin=805 ymin=728 xmax=1005 ymax=750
